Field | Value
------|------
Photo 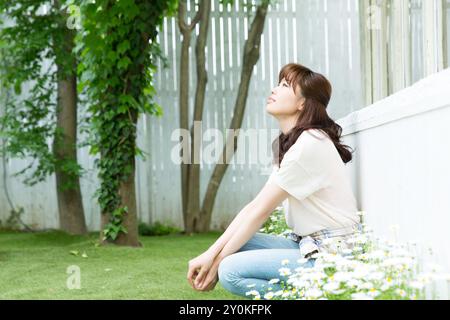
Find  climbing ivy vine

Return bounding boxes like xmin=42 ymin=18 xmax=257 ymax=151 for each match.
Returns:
xmin=77 ymin=0 xmax=177 ymax=242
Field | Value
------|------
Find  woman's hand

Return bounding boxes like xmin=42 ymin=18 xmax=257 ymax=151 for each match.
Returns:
xmin=187 ymin=251 xmax=217 ymax=290
xmin=194 ymin=256 xmax=222 ymax=291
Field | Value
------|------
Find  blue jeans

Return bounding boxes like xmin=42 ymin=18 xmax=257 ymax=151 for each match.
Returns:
xmin=218 ymin=232 xmax=316 ymax=299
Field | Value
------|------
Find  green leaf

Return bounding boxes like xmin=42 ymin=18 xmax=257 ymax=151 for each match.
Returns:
xmin=119 ymin=94 xmax=139 ymax=109
xmin=89 ymin=145 xmax=99 ymax=155
xmin=117 ymin=56 xmax=132 ymax=69
xmin=107 ymin=50 xmax=118 ymax=62
xmin=117 ymin=40 xmax=130 ymax=55
xmin=143 ymin=86 xmax=155 ymax=96
xmin=13 ymin=81 xmax=21 ymax=95
xmin=118 ymin=104 xmax=128 ymax=114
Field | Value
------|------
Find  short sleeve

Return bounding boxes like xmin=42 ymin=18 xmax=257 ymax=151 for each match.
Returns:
xmin=267 ymin=137 xmax=329 ymax=200
xmin=265 ymin=165 xmax=278 ymax=185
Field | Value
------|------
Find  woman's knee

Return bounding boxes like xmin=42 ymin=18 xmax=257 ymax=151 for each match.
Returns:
xmin=236 ymin=233 xmax=262 ymax=252
xmin=218 ymin=255 xmax=237 ymax=283
xmin=218 ymin=254 xmax=256 ymax=298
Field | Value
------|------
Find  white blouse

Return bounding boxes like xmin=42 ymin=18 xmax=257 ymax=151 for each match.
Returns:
xmin=266 ymin=128 xmax=359 ymax=236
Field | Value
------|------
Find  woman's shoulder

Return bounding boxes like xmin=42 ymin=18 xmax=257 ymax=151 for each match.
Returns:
xmin=293 ymin=129 xmax=329 ymax=149
xmin=304 ymin=128 xmax=330 ymax=140
xmin=274 ymin=129 xmax=328 ymax=162
xmin=283 ymin=129 xmax=333 ymax=165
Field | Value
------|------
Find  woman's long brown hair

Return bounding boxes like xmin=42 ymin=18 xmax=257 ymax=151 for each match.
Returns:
xmin=272 ymin=63 xmax=354 ymax=167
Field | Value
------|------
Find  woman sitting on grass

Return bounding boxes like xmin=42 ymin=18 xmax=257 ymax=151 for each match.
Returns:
xmin=187 ymin=63 xmax=361 ymax=298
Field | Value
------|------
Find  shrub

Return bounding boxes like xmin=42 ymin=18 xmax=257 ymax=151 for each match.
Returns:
xmin=138 ymin=221 xmax=181 ymax=236
xmin=259 ymin=206 xmax=293 ymax=238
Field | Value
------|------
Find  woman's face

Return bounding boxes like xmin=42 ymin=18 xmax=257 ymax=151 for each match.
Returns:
xmin=266 ymin=77 xmax=305 ymax=118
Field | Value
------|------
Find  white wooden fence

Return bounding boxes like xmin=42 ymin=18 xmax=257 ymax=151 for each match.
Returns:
xmin=0 ymin=0 xmax=449 ymax=238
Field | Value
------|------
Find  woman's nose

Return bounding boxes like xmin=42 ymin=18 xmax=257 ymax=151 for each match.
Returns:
xmin=272 ymin=84 xmax=281 ymax=93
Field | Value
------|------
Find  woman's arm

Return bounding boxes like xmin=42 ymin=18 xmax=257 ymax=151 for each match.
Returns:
xmin=194 ymin=182 xmax=290 ymax=290
xmin=205 ymin=201 xmax=257 ymax=257
xmin=217 ymin=182 xmax=289 ymax=260
xmin=187 ymin=201 xmax=257 ymax=290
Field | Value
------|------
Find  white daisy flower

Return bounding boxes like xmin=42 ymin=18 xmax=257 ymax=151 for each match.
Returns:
xmin=346 ymin=279 xmax=360 ymax=288
xmin=360 ymin=282 xmax=374 ymax=290
xmin=282 ymin=292 xmax=291 ymax=298
xmin=304 ymin=288 xmax=323 ymax=299
xmin=281 ymin=259 xmax=290 ymax=266
xmin=279 ymin=267 xmax=292 ymax=277
xmin=245 ymin=290 xmax=260 ymax=296
xmin=395 ymin=289 xmax=407 ymax=297
xmin=367 ymin=288 xmax=380 ymax=298
xmin=341 ymin=248 xmax=353 ymax=255
xmin=323 ymin=282 xmax=340 ymax=292
xmin=274 ymin=290 xmax=284 ymax=296
xmin=333 ymin=272 xmax=352 ymax=283
xmin=269 ymin=278 xmax=280 ymax=284
xmin=264 ymin=292 xmax=274 ymax=300
xmin=367 ymin=272 xmax=385 ymax=281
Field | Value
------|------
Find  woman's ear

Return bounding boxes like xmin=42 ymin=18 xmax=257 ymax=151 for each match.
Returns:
xmin=297 ymin=98 xmax=305 ymax=111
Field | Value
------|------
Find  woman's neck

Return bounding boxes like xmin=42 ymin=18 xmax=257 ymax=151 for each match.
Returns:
xmin=277 ymin=116 xmax=298 ymax=135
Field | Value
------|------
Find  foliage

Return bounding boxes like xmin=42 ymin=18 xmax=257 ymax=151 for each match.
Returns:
xmin=0 ymin=207 xmax=25 ymax=231
xmin=138 ymin=221 xmax=182 ymax=237
xmin=259 ymin=206 xmax=293 ymax=237
xmin=76 ymin=0 xmax=175 ymax=241
xmin=0 ymin=0 xmax=84 ymax=190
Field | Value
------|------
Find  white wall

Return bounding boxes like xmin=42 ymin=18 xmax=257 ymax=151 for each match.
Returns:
xmin=338 ymin=67 xmax=450 ymax=299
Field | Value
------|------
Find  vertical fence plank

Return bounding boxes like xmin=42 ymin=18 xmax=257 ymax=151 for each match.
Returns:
xmin=390 ymin=0 xmax=412 ymax=93
xmin=423 ymin=0 xmax=447 ymax=75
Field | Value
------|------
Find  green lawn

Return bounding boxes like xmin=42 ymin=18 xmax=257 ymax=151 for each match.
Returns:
xmin=0 ymin=230 xmax=246 ymax=300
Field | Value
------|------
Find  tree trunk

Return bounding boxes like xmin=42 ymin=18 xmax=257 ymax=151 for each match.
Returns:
xmin=53 ymin=27 xmax=87 ymax=235
xmin=179 ymin=31 xmax=192 ymax=231
xmin=186 ymin=0 xmax=210 ymax=233
xmin=199 ymin=2 xmax=270 ymax=232
xmin=96 ymin=18 xmax=157 ymax=248
xmin=98 ymin=103 xmax=141 ymax=246
xmin=178 ymin=0 xmax=204 ymax=234
xmin=100 ymin=153 xmax=141 ymax=247
xmin=178 ymin=0 xmax=270 ymax=233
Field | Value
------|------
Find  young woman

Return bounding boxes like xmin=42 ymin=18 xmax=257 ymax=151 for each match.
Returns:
xmin=186 ymin=63 xmax=361 ymax=298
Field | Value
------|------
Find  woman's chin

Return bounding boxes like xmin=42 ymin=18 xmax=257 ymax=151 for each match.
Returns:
xmin=266 ymin=106 xmax=278 ymax=117
xmin=266 ymin=105 xmax=274 ymax=115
